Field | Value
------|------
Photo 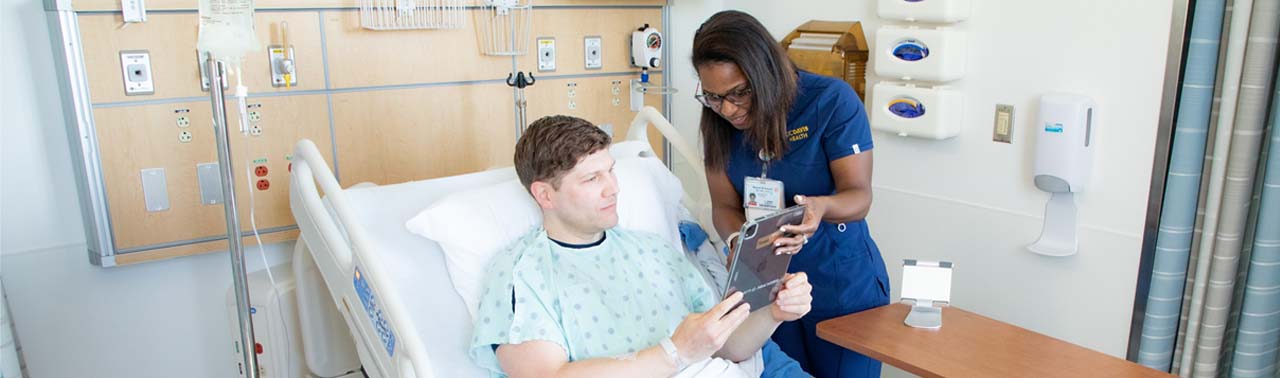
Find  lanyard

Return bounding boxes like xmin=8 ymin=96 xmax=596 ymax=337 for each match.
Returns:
xmin=759 ymin=150 xmax=773 ymax=179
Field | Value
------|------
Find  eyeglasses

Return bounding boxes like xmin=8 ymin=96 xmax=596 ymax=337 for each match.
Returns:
xmin=695 ymin=83 xmax=753 ymax=110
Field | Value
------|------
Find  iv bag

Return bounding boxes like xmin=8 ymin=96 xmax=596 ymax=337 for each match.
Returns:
xmin=197 ymin=0 xmax=259 ymax=65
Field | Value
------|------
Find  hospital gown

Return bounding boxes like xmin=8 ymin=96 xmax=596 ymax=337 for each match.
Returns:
xmin=469 ymin=227 xmax=731 ymax=377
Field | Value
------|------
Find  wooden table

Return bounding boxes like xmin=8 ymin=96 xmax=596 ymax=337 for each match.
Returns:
xmin=815 ymin=303 xmax=1173 ymax=378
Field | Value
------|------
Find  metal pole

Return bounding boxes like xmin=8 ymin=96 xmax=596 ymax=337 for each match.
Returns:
xmin=207 ymin=56 xmax=260 ymax=378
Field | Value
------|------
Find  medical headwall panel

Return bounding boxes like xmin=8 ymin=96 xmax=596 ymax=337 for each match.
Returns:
xmin=72 ymin=0 xmax=348 ymax=11
xmin=874 ymin=26 xmax=967 ymax=83
xmin=94 ymin=95 xmax=334 ymax=252
xmin=331 ymin=84 xmax=517 ymax=187
xmin=325 ymin=10 xmax=512 ymax=88
xmin=526 ymin=75 xmax=667 ymax=155
xmin=518 ymin=8 xmax=663 ymax=76
xmin=80 ymin=12 xmax=325 ymax=104
xmin=877 ymin=0 xmax=971 ymax=23
xmin=52 ymin=2 xmax=673 ymax=266
xmin=869 ymin=82 xmax=964 ymax=139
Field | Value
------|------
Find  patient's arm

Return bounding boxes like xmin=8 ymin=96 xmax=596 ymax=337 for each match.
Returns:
xmin=497 ymin=293 xmax=751 ymax=378
xmin=496 ymin=341 xmax=677 ymax=378
xmin=717 ymin=273 xmax=813 ymax=362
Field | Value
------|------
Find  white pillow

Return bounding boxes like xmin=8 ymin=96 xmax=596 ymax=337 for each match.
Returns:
xmin=405 ymin=141 xmax=684 ymax=321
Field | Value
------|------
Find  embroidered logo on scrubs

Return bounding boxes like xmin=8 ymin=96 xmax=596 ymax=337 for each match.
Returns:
xmin=788 ymin=125 xmax=810 ymax=142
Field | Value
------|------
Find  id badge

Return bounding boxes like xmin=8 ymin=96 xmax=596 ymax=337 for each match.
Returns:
xmin=744 ymin=176 xmax=784 ymax=221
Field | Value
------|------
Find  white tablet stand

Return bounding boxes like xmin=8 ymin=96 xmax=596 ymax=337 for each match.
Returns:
xmin=900 ymin=260 xmax=953 ymax=329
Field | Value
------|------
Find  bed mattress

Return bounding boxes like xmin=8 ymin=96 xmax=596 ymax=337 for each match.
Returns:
xmin=341 ymin=168 xmax=516 ymax=378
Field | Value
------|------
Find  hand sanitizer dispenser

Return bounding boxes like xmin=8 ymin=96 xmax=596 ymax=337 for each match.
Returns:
xmin=1029 ymin=93 xmax=1096 ymax=256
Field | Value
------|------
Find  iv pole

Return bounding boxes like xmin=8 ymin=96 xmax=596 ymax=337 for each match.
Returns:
xmin=206 ymin=56 xmax=261 ymax=378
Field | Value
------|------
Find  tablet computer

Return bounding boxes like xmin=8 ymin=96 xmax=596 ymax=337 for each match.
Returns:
xmin=723 ymin=205 xmax=806 ymax=312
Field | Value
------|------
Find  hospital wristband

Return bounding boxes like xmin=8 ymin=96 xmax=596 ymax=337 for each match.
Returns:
xmin=659 ymin=337 xmax=688 ymax=372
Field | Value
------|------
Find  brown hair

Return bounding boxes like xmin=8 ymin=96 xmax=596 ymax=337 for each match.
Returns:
xmin=513 ymin=115 xmax=612 ymax=192
xmin=692 ymin=10 xmax=798 ymax=171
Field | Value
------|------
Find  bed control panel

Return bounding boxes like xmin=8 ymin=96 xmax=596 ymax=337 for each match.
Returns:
xmin=354 ymin=267 xmax=397 ymax=358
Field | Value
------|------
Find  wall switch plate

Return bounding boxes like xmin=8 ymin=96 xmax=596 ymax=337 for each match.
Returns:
xmin=140 ymin=168 xmax=169 ymax=212
xmin=537 ymin=37 xmax=556 ymax=72
xmin=584 ymin=36 xmax=603 ymax=69
xmin=197 ymin=163 xmax=223 ymax=205
xmin=121 ymin=0 xmax=146 ymax=23
xmin=120 ymin=50 xmax=154 ymax=96
xmin=993 ymin=104 xmax=1014 ymax=143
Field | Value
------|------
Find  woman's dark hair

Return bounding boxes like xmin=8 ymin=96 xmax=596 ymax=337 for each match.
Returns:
xmin=692 ymin=10 xmax=797 ymax=171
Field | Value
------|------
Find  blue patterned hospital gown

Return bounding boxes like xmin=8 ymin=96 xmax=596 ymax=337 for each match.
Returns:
xmin=469 ymin=227 xmax=718 ymax=377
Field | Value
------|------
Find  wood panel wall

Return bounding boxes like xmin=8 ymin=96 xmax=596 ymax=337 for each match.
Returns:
xmin=73 ymin=1 xmax=669 ymax=265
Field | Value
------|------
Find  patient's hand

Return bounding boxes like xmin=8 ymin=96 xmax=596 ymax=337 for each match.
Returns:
xmin=670 ymin=292 xmax=751 ymax=365
xmin=770 ymin=273 xmax=812 ymax=322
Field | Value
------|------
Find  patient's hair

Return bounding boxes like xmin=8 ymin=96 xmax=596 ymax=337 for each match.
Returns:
xmin=514 ymin=115 xmax=612 ymax=191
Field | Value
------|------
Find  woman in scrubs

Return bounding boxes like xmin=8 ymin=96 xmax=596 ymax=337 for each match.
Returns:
xmin=692 ymin=10 xmax=890 ymax=378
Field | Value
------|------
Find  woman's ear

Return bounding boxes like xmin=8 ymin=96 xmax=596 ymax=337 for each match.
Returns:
xmin=529 ymin=181 xmax=555 ymax=210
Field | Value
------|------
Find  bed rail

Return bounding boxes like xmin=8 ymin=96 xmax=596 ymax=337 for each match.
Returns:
xmin=290 ymin=140 xmax=434 ymax=378
xmin=289 ymin=107 xmax=706 ymax=378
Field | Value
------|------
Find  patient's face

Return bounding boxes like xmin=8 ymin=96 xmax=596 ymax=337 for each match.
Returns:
xmin=550 ymin=149 xmax=619 ymax=233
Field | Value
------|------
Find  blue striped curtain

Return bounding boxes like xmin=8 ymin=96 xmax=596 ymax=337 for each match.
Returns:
xmin=1227 ymin=60 xmax=1280 ymax=378
xmin=1135 ymin=0 xmax=1226 ymax=371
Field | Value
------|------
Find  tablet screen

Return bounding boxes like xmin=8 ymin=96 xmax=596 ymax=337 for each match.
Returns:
xmin=724 ymin=205 xmax=806 ymax=311
xmin=901 ymin=263 xmax=952 ymax=302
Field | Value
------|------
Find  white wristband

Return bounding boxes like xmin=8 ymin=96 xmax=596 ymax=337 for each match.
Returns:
xmin=659 ymin=337 xmax=687 ymax=371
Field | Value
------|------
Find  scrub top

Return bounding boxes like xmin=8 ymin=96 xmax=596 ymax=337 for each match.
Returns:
xmin=723 ymin=70 xmax=890 ymax=378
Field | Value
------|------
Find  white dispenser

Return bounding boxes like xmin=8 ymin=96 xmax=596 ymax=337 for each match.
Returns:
xmin=1033 ymin=93 xmax=1097 ymax=192
xmin=1029 ymin=93 xmax=1097 ymax=257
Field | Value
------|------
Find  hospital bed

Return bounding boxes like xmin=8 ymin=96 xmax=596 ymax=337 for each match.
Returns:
xmin=289 ymin=107 xmax=716 ymax=378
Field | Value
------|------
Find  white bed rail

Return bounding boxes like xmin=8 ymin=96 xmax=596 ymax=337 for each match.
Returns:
xmin=290 ymin=139 xmax=434 ymax=378
xmin=629 ymin=106 xmax=717 ymax=242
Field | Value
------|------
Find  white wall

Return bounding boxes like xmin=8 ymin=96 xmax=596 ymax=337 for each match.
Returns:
xmin=0 ymin=0 xmax=294 ymax=376
xmin=674 ymin=0 xmax=1172 ymax=359
xmin=667 ymin=0 xmax=727 ymax=218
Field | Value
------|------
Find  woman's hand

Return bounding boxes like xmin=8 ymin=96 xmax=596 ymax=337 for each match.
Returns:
xmin=773 ymin=195 xmax=825 ymax=255
xmin=769 ymin=273 xmax=812 ymax=322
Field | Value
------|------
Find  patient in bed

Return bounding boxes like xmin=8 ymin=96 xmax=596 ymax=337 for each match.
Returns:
xmin=469 ymin=115 xmax=814 ymax=378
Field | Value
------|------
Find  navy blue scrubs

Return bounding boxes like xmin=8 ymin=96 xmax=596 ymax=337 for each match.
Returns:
xmin=724 ymin=71 xmax=891 ymax=378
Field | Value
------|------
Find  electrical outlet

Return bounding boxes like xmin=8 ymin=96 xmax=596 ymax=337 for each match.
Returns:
xmin=119 ymin=50 xmax=154 ymax=96
xmin=584 ymin=36 xmax=603 ymax=69
xmin=178 ymin=130 xmax=193 ymax=143
xmin=248 ymin=111 xmax=261 ymax=122
xmin=537 ymin=37 xmax=556 ymax=72
xmin=256 ymin=179 xmax=270 ymax=191
xmin=254 ymin=165 xmax=269 ymax=177
xmin=249 ymin=125 xmax=263 ymax=136
xmin=176 ymin=116 xmax=189 ymax=128
xmin=612 ymin=80 xmax=622 ymax=107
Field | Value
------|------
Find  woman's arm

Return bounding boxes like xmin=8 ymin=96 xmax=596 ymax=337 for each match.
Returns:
xmin=806 ymin=151 xmax=873 ymax=223
xmin=708 ymin=168 xmax=747 ymax=245
xmin=774 ymin=151 xmax=873 ymax=255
